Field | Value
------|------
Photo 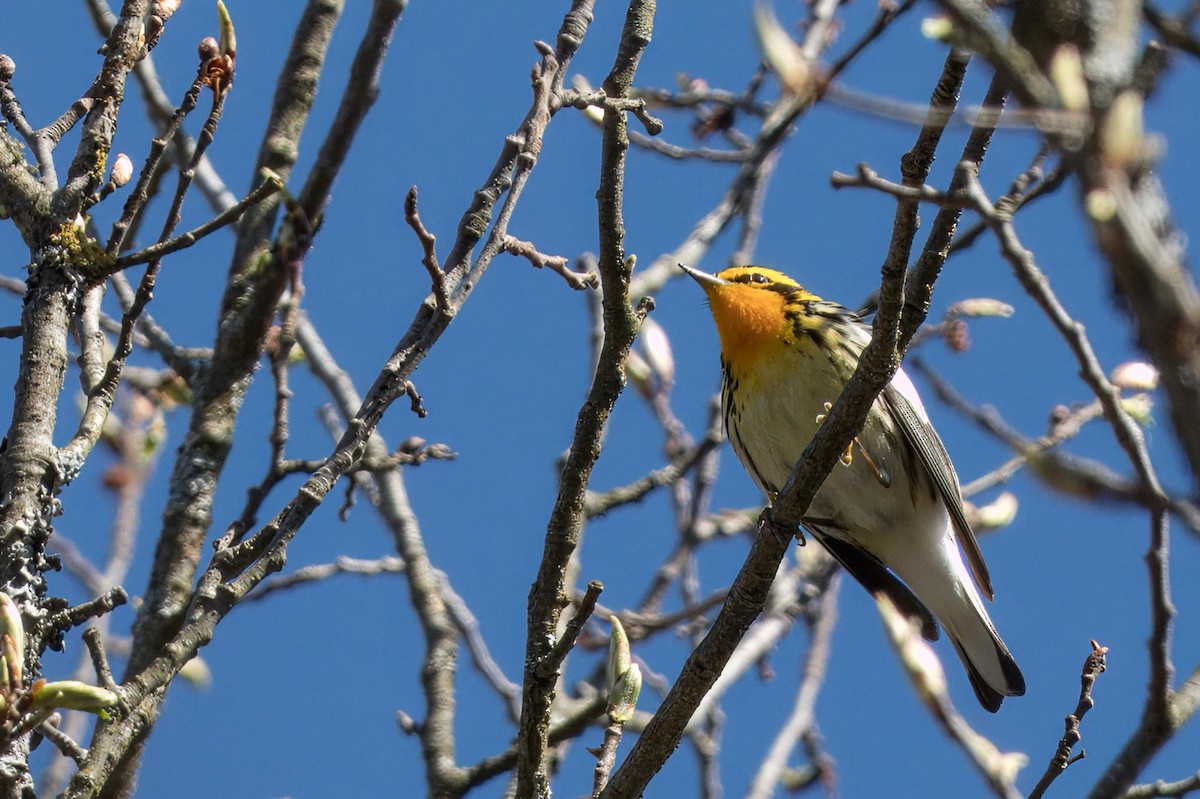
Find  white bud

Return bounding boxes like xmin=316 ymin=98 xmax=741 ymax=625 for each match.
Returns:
xmin=110 ymin=153 xmax=133 ymax=187
xmin=154 ymin=0 xmax=181 ymax=20
xmin=1111 ymin=361 xmax=1159 ymax=391
xmin=920 ymin=14 xmax=956 ymax=43
xmin=1098 ymin=90 xmax=1145 ymax=169
xmin=638 ymin=317 xmax=674 ymax=389
xmin=946 ymin=298 xmax=1014 ymax=319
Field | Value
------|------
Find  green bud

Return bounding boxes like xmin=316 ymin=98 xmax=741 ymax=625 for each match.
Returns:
xmin=625 ymin=350 xmax=653 ymax=400
xmin=968 ymin=492 xmax=1019 ymax=531
xmin=1098 ymin=90 xmax=1145 ymax=169
xmin=607 ymin=663 xmax=642 ymax=724
xmin=0 ymin=594 xmax=25 ymax=670
xmin=31 ymin=679 xmax=120 ymax=714
xmin=1086 ymin=189 xmax=1118 ymax=222
xmin=607 ymin=617 xmax=632 ymax=691
xmin=1120 ymin=394 xmax=1155 ymax=427
xmin=217 ymin=0 xmax=236 ymax=58
xmin=142 ymin=417 xmax=167 ymax=462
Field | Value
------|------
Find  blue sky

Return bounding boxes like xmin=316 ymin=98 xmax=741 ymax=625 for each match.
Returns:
xmin=3 ymin=1 xmax=1199 ymax=797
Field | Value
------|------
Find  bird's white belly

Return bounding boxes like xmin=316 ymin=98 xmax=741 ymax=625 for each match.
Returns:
xmin=725 ymin=347 xmax=944 ymax=551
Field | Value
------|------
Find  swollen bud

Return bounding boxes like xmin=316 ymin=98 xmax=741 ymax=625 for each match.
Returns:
xmin=1098 ymin=90 xmax=1146 ymax=169
xmin=217 ymin=0 xmax=236 ymax=58
xmin=31 ymin=679 xmax=120 ymax=714
xmin=606 ymin=616 xmax=640 ymax=722
xmin=638 ymin=317 xmax=675 ymax=390
xmin=625 ymin=350 xmax=653 ymax=400
xmin=110 ymin=153 xmax=133 ymax=188
xmin=920 ymin=14 xmax=956 ymax=44
xmin=1048 ymin=45 xmax=1089 ymax=112
xmin=946 ymin=298 xmax=1015 ymax=319
xmin=0 ymin=594 xmax=25 ymax=671
xmin=606 ymin=617 xmax=631 ymax=688
xmin=1111 ymin=361 xmax=1159 ymax=391
xmin=179 ymin=656 xmax=213 ymax=689
xmin=198 ymin=36 xmax=220 ymax=62
xmin=607 ymin=663 xmax=642 ymax=724
xmin=1120 ymin=394 xmax=1154 ymax=427
xmin=154 ymin=0 xmax=182 ymax=20
xmin=967 ymin=492 xmax=1019 ymax=531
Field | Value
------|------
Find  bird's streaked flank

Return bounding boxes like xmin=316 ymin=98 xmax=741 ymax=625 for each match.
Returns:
xmin=681 ymin=263 xmax=1025 ymax=711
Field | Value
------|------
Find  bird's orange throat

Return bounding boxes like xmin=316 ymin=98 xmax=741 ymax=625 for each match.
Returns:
xmin=704 ymin=283 xmax=789 ymax=372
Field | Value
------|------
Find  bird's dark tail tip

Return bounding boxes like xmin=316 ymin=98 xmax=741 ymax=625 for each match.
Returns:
xmin=960 ymin=639 xmax=1026 ymax=713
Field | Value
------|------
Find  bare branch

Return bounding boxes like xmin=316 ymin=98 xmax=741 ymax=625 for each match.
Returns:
xmin=404 ymin=185 xmax=449 ymax=311
xmin=516 ymin=2 xmax=649 ymax=791
xmin=1125 ymin=772 xmax=1200 ymax=799
xmin=746 ymin=575 xmax=840 ymax=799
xmin=108 ymin=174 xmax=283 ymax=272
xmin=46 ymin=589 xmax=129 ymax=637
xmin=1030 ymin=641 xmax=1109 ymax=799
xmin=502 ymin=235 xmax=598 ymax=290
xmin=246 ymin=555 xmax=406 ymax=603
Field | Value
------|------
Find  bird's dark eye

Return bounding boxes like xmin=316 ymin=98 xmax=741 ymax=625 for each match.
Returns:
xmin=748 ymin=272 xmax=770 ymax=285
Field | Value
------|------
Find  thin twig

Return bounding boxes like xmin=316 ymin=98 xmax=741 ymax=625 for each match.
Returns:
xmin=550 ymin=581 xmax=604 ymax=674
xmin=1124 ymin=772 xmax=1200 ymax=799
xmin=82 ymin=627 xmax=119 ymax=694
xmin=585 ymin=432 xmax=721 ymax=517
xmin=46 ymin=589 xmax=130 ymax=636
xmin=746 ymin=575 xmax=840 ymax=799
xmin=404 ymin=185 xmax=449 ymax=311
xmin=1029 ymin=641 xmax=1109 ymax=799
xmin=35 ymin=717 xmax=88 ymax=763
xmin=246 ymin=556 xmax=406 ymax=603
xmin=438 ymin=571 xmax=523 ymax=724
xmin=108 ymin=174 xmax=283 ymax=271
xmin=502 ymin=235 xmax=598 ymax=290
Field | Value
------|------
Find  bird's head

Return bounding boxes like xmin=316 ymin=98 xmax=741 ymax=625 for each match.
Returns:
xmin=679 ymin=264 xmax=819 ymax=367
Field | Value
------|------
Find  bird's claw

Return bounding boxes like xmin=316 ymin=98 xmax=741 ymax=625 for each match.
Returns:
xmin=758 ymin=507 xmax=804 ymax=547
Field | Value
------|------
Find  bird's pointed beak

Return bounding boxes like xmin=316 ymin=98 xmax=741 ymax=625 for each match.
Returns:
xmin=678 ymin=263 xmax=726 ymax=288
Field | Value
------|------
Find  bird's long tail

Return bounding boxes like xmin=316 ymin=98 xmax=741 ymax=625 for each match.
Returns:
xmin=913 ymin=536 xmax=1025 ymax=712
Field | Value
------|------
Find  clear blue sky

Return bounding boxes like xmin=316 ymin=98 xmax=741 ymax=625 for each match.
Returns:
xmin=2 ymin=1 xmax=1199 ymax=797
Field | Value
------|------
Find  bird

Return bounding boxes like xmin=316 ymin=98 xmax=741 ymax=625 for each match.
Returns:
xmin=679 ymin=263 xmax=1025 ymax=711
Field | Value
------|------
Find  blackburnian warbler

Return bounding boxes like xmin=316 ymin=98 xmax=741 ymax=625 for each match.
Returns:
xmin=681 ymin=264 xmax=1025 ymax=711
